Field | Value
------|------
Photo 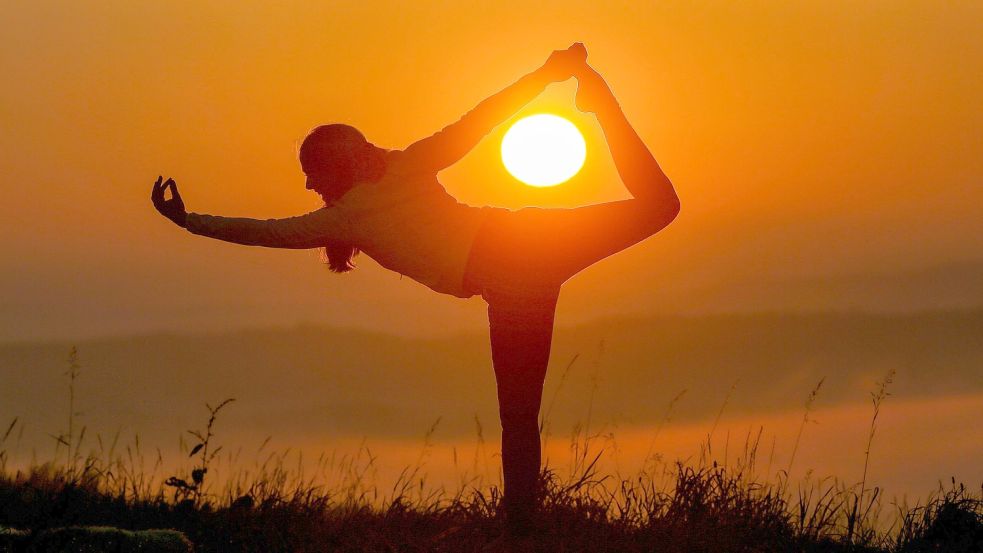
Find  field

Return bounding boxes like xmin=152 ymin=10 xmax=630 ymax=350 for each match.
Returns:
xmin=1 ymin=414 xmax=980 ymax=552
xmin=2 ymin=314 xmax=982 ymax=551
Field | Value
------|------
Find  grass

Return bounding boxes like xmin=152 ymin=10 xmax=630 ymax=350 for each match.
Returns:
xmin=1 ymin=349 xmax=981 ymax=552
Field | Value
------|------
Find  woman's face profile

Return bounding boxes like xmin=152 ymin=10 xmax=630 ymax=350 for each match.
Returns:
xmin=302 ymin=151 xmax=356 ymax=204
xmin=303 ymin=164 xmax=332 ymax=201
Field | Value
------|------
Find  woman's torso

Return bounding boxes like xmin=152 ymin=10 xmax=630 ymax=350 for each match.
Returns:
xmin=334 ymin=150 xmax=497 ymax=298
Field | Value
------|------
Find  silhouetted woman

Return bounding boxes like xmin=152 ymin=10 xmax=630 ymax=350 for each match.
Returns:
xmin=152 ymin=43 xmax=679 ymax=535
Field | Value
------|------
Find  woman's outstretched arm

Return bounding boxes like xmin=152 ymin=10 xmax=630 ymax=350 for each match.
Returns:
xmin=576 ymin=64 xmax=680 ymax=221
xmin=184 ymin=210 xmax=350 ymax=249
xmin=151 ymin=177 xmax=350 ymax=248
xmin=403 ymin=43 xmax=587 ymax=172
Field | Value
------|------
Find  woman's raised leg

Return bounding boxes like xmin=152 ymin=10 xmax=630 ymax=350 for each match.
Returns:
xmin=536 ymin=62 xmax=680 ymax=281
xmin=483 ymin=196 xmax=677 ymax=286
xmin=513 ymin=62 xmax=681 ymax=283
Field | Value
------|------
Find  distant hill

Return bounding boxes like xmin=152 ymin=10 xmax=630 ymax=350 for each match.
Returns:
xmin=1 ymin=311 xmax=980 ymax=450
xmin=2 ymin=260 xmax=981 ymax=344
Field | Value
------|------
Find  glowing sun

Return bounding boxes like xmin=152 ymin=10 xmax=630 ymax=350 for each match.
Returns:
xmin=501 ymin=114 xmax=586 ymax=187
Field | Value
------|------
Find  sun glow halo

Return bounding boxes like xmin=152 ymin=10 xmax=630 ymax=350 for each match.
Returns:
xmin=501 ymin=114 xmax=586 ymax=187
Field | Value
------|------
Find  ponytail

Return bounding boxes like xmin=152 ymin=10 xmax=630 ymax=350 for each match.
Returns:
xmin=323 ymin=241 xmax=359 ymax=273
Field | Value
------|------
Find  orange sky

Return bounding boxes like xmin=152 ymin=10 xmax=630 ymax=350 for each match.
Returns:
xmin=1 ymin=1 xmax=981 ymax=341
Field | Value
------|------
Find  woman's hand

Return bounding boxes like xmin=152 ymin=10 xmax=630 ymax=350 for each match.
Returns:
xmin=541 ymin=42 xmax=588 ymax=83
xmin=151 ymin=176 xmax=188 ymax=228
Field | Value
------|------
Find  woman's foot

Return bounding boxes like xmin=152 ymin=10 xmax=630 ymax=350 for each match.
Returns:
xmin=575 ymin=64 xmax=617 ymax=114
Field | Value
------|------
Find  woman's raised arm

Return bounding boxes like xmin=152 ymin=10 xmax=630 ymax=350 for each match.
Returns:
xmin=402 ymin=43 xmax=587 ymax=173
xmin=152 ymin=177 xmax=350 ymax=249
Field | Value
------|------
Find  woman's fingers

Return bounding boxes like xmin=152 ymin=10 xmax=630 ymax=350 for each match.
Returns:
xmin=166 ymin=179 xmax=183 ymax=203
xmin=543 ymin=43 xmax=588 ymax=82
xmin=566 ymin=42 xmax=587 ymax=61
xmin=151 ymin=175 xmax=186 ymax=227
xmin=152 ymin=175 xmax=164 ymax=205
xmin=151 ymin=176 xmax=182 ymax=210
xmin=559 ymin=43 xmax=586 ymax=65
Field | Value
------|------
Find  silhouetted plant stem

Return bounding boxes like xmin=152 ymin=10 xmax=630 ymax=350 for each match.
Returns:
xmin=787 ymin=377 xmax=825 ymax=479
xmin=849 ymin=368 xmax=895 ymax=543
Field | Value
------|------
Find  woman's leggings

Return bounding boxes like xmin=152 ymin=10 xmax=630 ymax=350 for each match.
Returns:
xmin=463 ymin=196 xmax=673 ymax=529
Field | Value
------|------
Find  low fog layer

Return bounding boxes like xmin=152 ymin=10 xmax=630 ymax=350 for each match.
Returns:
xmin=4 ymin=311 xmax=979 ymax=445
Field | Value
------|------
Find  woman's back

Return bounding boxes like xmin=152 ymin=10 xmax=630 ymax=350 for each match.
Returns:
xmin=335 ymin=149 xmax=496 ymax=298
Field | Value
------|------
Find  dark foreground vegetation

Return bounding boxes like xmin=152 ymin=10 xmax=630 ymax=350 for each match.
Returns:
xmin=1 ymin=455 xmax=980 ymax=552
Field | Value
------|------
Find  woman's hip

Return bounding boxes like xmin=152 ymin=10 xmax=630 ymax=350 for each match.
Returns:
xmin=463 ymin=208 xmax=563 ymax=309
xmin=463 ymin=199 xmax=661 ymax=302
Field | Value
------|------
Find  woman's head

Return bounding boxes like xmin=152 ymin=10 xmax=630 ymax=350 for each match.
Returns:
xmin=300 ymin=124 xmax=386 ymax=204
xmin=299 ymin=124 xmax=386 ymax=274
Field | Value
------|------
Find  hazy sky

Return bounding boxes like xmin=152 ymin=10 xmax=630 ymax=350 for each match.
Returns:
xmin=1 ymin=1 xmax=981 ymax=341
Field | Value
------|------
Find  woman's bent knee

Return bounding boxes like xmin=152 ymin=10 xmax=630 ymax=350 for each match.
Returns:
xmin=638 ymin=194 xmax=680 ymax=234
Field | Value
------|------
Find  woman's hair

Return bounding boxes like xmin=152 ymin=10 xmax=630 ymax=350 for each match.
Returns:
xmin=300 ymin=124 xmax=386 ymax=273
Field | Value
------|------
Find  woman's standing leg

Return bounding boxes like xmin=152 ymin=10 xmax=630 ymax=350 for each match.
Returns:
xmin=484 ymin=285 xmax=560 ymax=535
